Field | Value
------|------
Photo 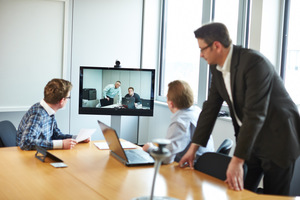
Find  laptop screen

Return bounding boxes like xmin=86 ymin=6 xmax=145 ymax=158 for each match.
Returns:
xmin=97 ymin=121 xmax=128 ymax=162
xmin=122 ymin=97 xmax=135 ymax=109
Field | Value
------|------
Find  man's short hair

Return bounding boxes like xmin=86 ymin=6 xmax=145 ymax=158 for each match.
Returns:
xmin=116 ymin=81 xmax=121 ymax=84
xmin=128 ymin=87 xmax=134 ymax=91
xmin=194 ymin=22 xmax=232 ymax=48
xmin=44 ymin=79 xmax=72 ymax=104
xmin=167 ymin=80 xmax=194 ymax=109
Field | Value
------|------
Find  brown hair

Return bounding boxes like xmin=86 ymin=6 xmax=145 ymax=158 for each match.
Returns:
xmin=44 ymin=79 xmax=72 ymax=104
xmin=167 ymin=80 xmax=194 ymax=109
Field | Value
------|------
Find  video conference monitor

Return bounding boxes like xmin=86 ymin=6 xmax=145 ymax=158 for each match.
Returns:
xmin=79 ymin=66 xmax=155 ymax=116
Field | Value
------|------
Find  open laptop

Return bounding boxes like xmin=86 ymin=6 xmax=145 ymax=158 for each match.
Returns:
xmin=97 ymin=120 xmax=154 ymax=166
xmin=122 ymin=97 xmax=135 ymax=109
xmin=141 ymin=99 xmax=151 ymax=109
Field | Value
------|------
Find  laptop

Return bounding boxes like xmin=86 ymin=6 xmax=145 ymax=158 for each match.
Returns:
xmin=122 ymin=97 xmax=135 ymax=109
xmin=141 ymin=99 xmax=151 ymax=109
xmin=97 ymin=120 xmax=155 ymax=166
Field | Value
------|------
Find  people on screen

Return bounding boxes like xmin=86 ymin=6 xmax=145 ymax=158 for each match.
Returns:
xmin=125 ymin=87 xmax=141 ymax=107
xmin=178 ymin=22 xmax=300 ymax=196
xmin=17 ymin=79 xmax=90 ymax=151
xmin=142 ymin=80 xmax=214 ymax=164
xmin=101 ymin=81 xmax=122 ymax=106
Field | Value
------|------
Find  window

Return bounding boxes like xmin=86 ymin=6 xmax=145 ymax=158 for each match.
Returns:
xmin=282 ymin=0 xmax=300 ymax=105
xmin=159 ymin=0 xmax=203 ymax=102
xmin=158 ymin=0 xmax=249 ymax=106
xmin=214 ymin=0 xmax=240 ymax=44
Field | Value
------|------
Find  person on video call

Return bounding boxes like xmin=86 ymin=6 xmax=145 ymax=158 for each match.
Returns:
xmin=102 ymin=81 xmax=122 ymax=106
xmin=125 ymin=87 xmax=141 ymax=105
xmin=143 ymin=80 xmax=214 ymax=164
xmin=178 ymin=22 xmax=300 ymax=196
xmin=17 ymin=78 xmax=90 ymax=151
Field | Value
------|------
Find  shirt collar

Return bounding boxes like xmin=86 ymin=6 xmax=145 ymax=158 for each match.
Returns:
xmin=216 ymin=44 xmax=233 ymax=73
xmin=40 ymin=99 xmax=56 ymax=116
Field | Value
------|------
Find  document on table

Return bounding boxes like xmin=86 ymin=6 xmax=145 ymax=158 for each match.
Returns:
xmin=94 ymin=141 xmax=137 ymax=150
xmin=76 ymin=129 xmax=96 ymax=142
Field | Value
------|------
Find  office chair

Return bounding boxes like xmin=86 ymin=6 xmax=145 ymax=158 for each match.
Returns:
xmin=194 ymin=152 xmax=247 ymax=181
xmin=0 ymin=120 xmax=17 ymax=147
xmin=216 ymin=138 xmax=233 ymax=155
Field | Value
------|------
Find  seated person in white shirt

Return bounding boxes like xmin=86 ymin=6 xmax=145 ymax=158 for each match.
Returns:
xmin=143 ymin=80 xmax=214 ymax=164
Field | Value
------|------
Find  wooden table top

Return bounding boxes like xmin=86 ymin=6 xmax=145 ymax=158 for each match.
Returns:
xmin=0 ymin=141 xmax=298 ymax=200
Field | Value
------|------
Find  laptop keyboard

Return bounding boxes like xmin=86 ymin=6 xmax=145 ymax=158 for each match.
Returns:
xmin=125 ymin=149 xmax=153 ymax=162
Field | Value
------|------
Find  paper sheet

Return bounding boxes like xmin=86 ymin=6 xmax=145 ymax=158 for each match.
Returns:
xmin=94 ymin=141 xmax=137 ymax=150
xmin=76 ymin=129 xmax=96 ymax=142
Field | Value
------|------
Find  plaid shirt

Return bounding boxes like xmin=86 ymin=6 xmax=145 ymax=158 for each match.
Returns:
xmin=17 ymin=102 xmax=72 ymax=150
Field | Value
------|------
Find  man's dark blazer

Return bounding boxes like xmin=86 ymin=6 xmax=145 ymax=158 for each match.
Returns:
xmin=192 ymin=45 xmax=300 ymax=168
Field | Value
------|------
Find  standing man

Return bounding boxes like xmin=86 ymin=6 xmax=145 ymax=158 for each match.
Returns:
xmin=102 ymin=81 xmax=122 ymax=105
xmin=179 ymin=22 xmax=300 ymax=195
xmin=17 ymin=78 xmax=90 ymax=150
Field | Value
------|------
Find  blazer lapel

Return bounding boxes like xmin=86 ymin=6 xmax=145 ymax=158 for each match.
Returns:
xmin=230 ymin=45 xmax=242 ymax=120
xmin=230 ymin=45 xmax=241 ymax=95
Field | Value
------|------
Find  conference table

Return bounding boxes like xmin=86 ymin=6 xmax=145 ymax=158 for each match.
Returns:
xmin=0 ymin=141 xmax=298 ymax=200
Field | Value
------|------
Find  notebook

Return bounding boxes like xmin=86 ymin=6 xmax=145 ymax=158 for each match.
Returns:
xmin=97 ymin=120 xmax=155 ymax=166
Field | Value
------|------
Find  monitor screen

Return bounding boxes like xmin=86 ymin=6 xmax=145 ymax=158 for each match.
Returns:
xmin=79 ymin=66 xmax=155 ymax=116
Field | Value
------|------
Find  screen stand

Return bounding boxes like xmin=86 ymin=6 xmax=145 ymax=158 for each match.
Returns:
xmin=111 ymin=115 xmax=122 ymax=137
xmin=111 ymin=115 xmax=138 ymax=143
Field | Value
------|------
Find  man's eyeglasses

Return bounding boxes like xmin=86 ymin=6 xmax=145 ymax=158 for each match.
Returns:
xmin=200 ymin=42 xmax=214 ymax=52
xmin=65 ymin=96 xmax=71 ymax=99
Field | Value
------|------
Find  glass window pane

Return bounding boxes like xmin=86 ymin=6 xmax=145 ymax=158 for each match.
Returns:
xmin=214 ymin=0 xmax=240 ymax=44
xmin=160 ymin=0 xmax=203 ymax=102
xmin=211 ymin=0 xmax=240 ymax=109
xmin=285 ymin=0 xmax=300 ymax=105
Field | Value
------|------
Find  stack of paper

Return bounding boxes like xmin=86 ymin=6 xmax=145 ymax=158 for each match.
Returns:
xmin=76 ymin=129 xmax=96 ymax=142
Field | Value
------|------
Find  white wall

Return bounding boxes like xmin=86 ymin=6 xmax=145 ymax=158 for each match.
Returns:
xmin=69 ymin=0 xmax=143 ymax=141
xmin=0 ymin=0 xmax=71 ymax=133
xmin=0 ymin=0 xmax=144 ymax=142
xmin=0 ymin=0 xmax=67 ymax=112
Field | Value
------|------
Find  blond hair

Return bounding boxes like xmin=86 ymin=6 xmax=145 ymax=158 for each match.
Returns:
xmin=167 ymin=80 xmax=194 ymax=109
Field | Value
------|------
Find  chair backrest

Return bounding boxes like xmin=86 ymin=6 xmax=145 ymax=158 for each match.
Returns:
xmin=216 ymin=138 xmax=233 ymax=155
xmin=0 ymin=120 xmax=17 ymax=147
xmin=289 ymin=156 xmax=300 ymax=196
xmin=194 ymin=152 xmax=247 ymax=181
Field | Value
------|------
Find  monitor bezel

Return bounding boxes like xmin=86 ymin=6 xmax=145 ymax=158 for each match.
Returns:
xmin=78 ymin=66 xmax=155 ymax=116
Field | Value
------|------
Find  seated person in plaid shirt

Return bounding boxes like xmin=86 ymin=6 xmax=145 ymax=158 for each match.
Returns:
xmin=17 ymin=78 xmax=90 ymax=150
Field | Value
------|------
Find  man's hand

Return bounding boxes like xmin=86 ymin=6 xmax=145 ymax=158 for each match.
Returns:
xmin=178 ymin=143 xmax=199 ymax=169
xmin=63 ymin=139 xmax=77 ymax=149
xmin=225 ymin=156 xmax=245 ymax=191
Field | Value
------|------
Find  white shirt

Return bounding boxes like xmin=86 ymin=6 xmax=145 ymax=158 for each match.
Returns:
xmin=216 ymin=44 xmax=242 ymax=126
xmin=148 ymin=105 xmax=214 ymax=164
